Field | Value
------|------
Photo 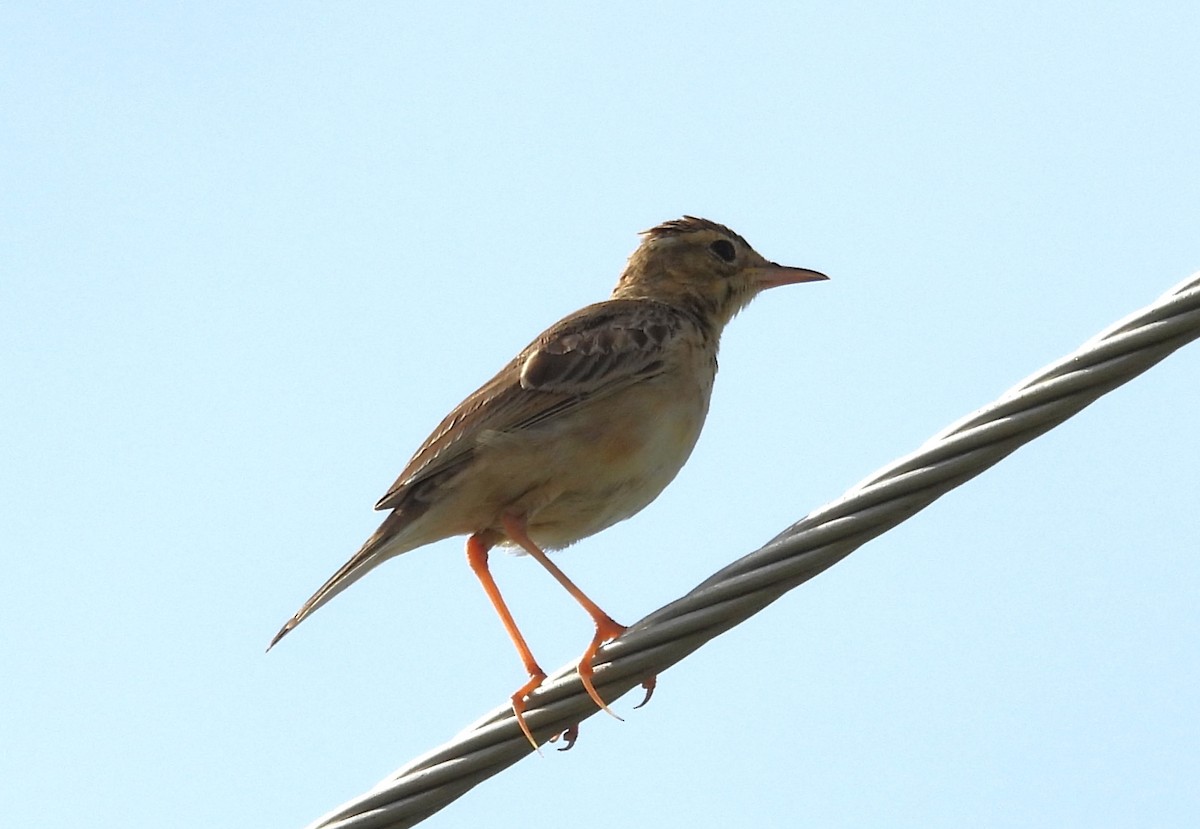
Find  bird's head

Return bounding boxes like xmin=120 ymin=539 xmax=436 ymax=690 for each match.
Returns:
xmin=611 ymin=216 xmax=827 ymax=329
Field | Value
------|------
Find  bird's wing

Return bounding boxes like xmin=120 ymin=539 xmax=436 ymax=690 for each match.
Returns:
xmin=374 ymin=298 xmax=688 ymax=511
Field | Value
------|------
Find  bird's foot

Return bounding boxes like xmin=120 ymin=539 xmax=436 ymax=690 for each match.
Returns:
xmin=510 ymin=669 xmax=547 ymax=752
xmin=577 ymin=615 xmax=627 ymax=721
xmin=550 ymin=723 xmax=580 ymax=751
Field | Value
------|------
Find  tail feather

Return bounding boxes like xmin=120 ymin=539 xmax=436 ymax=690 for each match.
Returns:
xmin=267 ymin=511 xmax=419 ymax=650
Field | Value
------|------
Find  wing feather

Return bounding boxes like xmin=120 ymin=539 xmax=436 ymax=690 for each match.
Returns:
xmin=374 ymin=298 xmax=687 ymax=511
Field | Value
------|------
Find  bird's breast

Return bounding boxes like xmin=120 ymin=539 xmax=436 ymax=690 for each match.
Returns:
xmin=491 ymin=362 xmax=716 ymax=549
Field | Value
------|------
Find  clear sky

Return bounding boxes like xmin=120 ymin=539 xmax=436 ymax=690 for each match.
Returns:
xmin=3 ymin=3 xmax=1198 ymax=828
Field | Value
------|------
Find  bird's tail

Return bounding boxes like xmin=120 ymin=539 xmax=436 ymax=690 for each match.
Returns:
xmin=267 ymin=510 xmax=420 ymax=650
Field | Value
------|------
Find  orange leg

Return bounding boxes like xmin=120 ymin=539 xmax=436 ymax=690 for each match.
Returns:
xmin=500 ymin=514 xmax=626 ymax=720
xmin=466 ymin=533 xmax=545 ymax=750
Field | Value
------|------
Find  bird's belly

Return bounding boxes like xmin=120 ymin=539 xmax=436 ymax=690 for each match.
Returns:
xmin=488 ymin=379 xmax=711 ymax=549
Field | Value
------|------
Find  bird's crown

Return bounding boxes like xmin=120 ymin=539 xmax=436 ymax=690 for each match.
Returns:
xmin=640 ymin=216 xmax=751 ymax=248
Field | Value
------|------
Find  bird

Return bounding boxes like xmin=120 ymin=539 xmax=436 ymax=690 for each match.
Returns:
xmin=269 ymin=216 xmax=827 ymax=748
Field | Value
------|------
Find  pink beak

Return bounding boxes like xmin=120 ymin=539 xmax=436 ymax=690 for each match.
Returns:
xmin=751 ymin=263 xmax=829 ymax=290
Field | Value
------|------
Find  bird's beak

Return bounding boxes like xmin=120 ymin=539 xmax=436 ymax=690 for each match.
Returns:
xmin=750 ymin=263 xmax=829 ymax=289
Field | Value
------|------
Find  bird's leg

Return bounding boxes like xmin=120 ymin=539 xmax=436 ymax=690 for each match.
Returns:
xmin=500 ymin=514 xmax=626 ymax=721
xmin=466 ymin=532 xmax=545 ymax=751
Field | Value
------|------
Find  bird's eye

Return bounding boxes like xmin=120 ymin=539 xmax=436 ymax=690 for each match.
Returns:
xmin=709 ymin=239 xmax=736 ymax=263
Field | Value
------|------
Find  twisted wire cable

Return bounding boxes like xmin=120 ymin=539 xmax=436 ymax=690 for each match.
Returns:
xmin=304 ymin=271 xmax=1200 ymax=829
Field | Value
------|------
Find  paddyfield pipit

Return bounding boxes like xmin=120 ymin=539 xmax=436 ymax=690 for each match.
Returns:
xmin=270 ymin=216 xmax=827 ymax=748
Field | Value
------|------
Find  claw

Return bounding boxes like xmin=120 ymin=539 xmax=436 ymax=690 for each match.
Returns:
xmin=634 ymin=675 xmax=657 ymax=709
xmin=576 ymin=616 xmax=627 ymax=720
xmin=552 ymin=724 xmax=580 ymax=751
xmin=510 ymin=671 xmax=547 ymax=753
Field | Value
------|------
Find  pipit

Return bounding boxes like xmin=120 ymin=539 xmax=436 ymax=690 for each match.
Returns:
xmin=270 ymin=216 xmax=827 ymax=748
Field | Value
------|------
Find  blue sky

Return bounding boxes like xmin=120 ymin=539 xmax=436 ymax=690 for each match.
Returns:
xmin=3 ymin=3 xmax=1198 ymax=827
